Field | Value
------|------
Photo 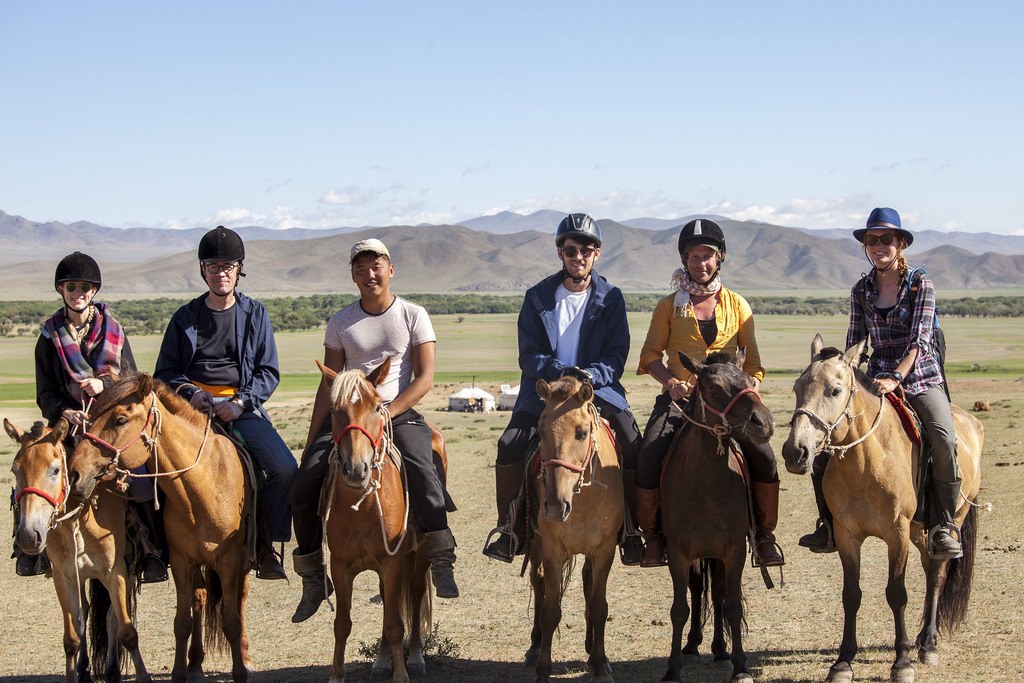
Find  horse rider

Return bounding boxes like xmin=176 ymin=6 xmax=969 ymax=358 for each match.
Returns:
xmin=21 ymin=251 xmax=167 ymax=582
xmin=290 ymin=238 xmax=460 ymax=622
xmin=154 ymin=226 xmax=296 ymax=580
xmin=634 ymin=219 xmax=785 ymax=568
xmin=799 ymin=207 xmax=963 ymax=559
xmin=483 ymin=213 xmax=644 ymax=566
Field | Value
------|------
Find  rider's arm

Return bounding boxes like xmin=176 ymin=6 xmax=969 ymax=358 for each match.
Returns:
xmin=237 ymin=301 xmax=281 ymax=411
xmin=579 ymin=287 xmax=628 ymax=390
xmin=305 ymin=346 xmax=345 ymax=450
xmin=386 ymin=341 xmax=435 ymax=416
xmin=734 ymin=295 xmax=765 ymax=383
xmin=517 ymin=290 xmax=567 ymax=381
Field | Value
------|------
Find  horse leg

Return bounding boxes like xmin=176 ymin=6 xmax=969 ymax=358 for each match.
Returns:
xmin=238 ymin=573 xmax=252 ymax=673
xmin=915 ymin=552 xmax=947 ymax=666
xmin=329 ymin=564 xmax=354 ymax=683
xmin=582 ymin=556 xmax=594 ymax=655
xmin=406 ymin=549 xmax=431 ymax=678
xmin=827 ymin=539 xmax=863 ymax=683
xmin=885 ymin=535 xmax=914 ymax=683
xmin=52 ymin=565 xmax=86 ymax=683
xmin=661 ymin=548 xmax=692 ymax=683
xmin=535 ymin=555 xmax=564 ymax=683
xmin=723 ymin=550 xmax=751 ymax=682
xmin=377 ymin=560 xmax=409 ymax=683
xmin=371 ymin=576 xmax=393 ymax=678
xmin=525 ymin=546 xmax=544 ymax=668
xmin=708 ymin=559 xmax=729 ymax=663
xmin=681 ymin=561 xmax=703 ymax=662
xmin=584 ymin=542 xmax=616 ymax=682
xmin=168 ymin=557 xmax=197 ymax=683
xmin=217 ymin=568 xmax=250 ymax=683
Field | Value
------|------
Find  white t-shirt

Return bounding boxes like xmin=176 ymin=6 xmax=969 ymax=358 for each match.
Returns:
xmin=324 ymin=296 xmax=436 ymax=403
xmin=554 ymin=284 xmax=590 ymax=367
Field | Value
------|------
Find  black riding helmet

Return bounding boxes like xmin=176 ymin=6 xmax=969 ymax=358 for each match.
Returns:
xmin=198 ymin=226 xmax=245 ymax=262
xmin=677 ymin=218 xmax=727 ymax=263
xmin=55 ymin=252 xmax=102 ymax=290
xmin=555 ymin=213 xmax=602 ymax=247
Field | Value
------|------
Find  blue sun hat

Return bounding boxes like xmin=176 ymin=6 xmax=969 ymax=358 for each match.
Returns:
xmin=853 ymin=207 xmax=914 ymax=247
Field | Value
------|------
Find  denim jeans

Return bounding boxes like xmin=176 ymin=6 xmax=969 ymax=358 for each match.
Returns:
xmin=232 ymin=411 xmax=297 ymax=543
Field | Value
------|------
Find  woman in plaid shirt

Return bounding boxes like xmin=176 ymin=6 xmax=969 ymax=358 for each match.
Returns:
xmin=799 ymin=207 xmax=963 ymax=560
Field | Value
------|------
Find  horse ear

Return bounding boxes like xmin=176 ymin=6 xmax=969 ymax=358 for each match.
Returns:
xmin=51 ymin=418 xmax=69 ymax=444
xmin=811 ymin=333 xmax=824 ymax=360
xmin=536 ymin=380 xmax=551 ymax=401
xmin=841 ymin=339 xmax=866 ymax=367
xmin=3 ymin=418 xmax=22 ymax=443
xmin=366 ymin=356 xmax=392 ymax=387
xmin=677 ymin=351 xmax=703 ymax=377
xmin=577 ymin=382 xmax=594 ymax=403
xmin=137 ymin=373 xmax=153 ymax=399
xmin=734 ymin=346 xmax=747 ymax=368
xmin=316 ymin=359 xmax=338 ymax=387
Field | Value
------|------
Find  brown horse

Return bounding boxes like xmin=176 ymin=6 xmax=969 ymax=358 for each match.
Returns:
xmin=782 ymin=335 xmax=982 ymax=683
xmin=660 ymin=349 xmax=774 ymax=682
xmin=67 ymin=374 xmax=254 ymax=683
xmin=317 ymin=358 xmax=439 ymax=683
xmin=525 ymin=375 xmax=622 ymax=683
xmin=6 ymin=418 xmax=150 ymax=683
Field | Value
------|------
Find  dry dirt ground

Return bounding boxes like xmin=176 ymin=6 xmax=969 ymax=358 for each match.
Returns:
xmin=1 ymin=376 xmax=1022 ymax=683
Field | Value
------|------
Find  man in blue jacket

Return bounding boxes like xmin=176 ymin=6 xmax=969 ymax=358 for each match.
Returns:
xmin=155 ymin=226 xmax=297 ymax=580
xmin=483 ymin=214 xmax=643 ymax=564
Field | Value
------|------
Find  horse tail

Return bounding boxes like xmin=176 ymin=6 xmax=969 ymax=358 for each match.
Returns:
xmin=87 ymin=578 xmax=111 ymax=671
xmin=401 ymin=550 xmax=433 ymax=648
xmin=203 ymin=568 xmax=228 ymax=653
xmin=699 ymin=559 xmax=713 ymax=629
xmin=937 ymin=502 xmax=977 ymax=634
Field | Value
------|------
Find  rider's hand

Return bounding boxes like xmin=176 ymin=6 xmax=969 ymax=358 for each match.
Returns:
xmin=62 ymin=408 xmax=88 ymax=426
xmin=189 ymin=390 xmax=214 ymax=412
xmin=79 ymin=377 xmax=104 ymax=397
xmin=666 ymin=378 xmax=691 ymax=401
xmin=874 ymin=377 xmax=899 ymax=395
xmin=212 ymin=399 xmax=243 ymax=423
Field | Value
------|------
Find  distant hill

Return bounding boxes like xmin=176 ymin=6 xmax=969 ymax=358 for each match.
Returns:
xmin=2 ymin=209 xmax=1024 ymax=295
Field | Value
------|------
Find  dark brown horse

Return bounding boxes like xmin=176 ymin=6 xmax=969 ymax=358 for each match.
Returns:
xmin=526 ymin=375 xmax=622 ymax=683
xmin=782 ymin=336 xmax=982 ymax=683
xmin=660 ymin=349 xmax=775 ymax=682
xmin=68 ymin=374 xmax=253 ymax=683
xmin=317 ymin=358 xmax=440 ymax=683
xmin=6 ymin=418 xmax=150 ymax=683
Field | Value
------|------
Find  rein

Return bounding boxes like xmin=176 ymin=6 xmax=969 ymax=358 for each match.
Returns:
xmin=792 ymin=376 xmax=885 ymax=458
xmin=540 ymin=402 xmax=603 ymax=495
xmin=680 ymin=383 xmax=763 ymax=455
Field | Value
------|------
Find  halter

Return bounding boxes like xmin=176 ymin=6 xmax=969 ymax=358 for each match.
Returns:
xmin=791 ymin=372 xmax=885 ymax=459
xmin=540 ymin=401 xmax=602 ymax=495
xmin=680 ymin=382 xmax=763 ymax=455
xmin=14 ymin=439 xmax=70 ymax=526
xmin=81 ymin=393 xmax=158 ymax=466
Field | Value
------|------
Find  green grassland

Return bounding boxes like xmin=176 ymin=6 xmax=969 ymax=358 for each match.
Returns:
xmin=2 ymin=313 xmax=1022 ymax=407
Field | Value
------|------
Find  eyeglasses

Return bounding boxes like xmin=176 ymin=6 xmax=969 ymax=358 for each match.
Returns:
xmin=864 ymin=233 xmax=898 ymax=247
xmin=62 ymin=282 xmax=95 ymax=293
xmin=560 ymin=246 xmax=597 ymax=258
xmin=203 ymin=261 xmax=239 ymax=274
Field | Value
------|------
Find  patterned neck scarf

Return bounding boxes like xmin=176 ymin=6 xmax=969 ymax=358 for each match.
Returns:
xmin=670 ymin=267 xmax=722 ymax=317
xmin=42 ymin=302 xmax=125 ymax=402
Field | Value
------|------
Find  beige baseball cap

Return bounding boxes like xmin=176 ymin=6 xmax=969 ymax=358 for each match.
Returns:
xmin=349 ymin=238 xmax=391 ymax=263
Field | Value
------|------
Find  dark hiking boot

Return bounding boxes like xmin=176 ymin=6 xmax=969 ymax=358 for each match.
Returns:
xmin=256 ymin=543 xmax=288 ymax=580
xmin=425 ymin=529 xmax=459 ymax=599
xmin=798 ymin=518 xmax=837 ymax=553
xmin=292 ymin=548 xmax=334 ymax=623
xmin=483 ymin=463 xmax=525 ymax=563
xmin=636 ymin=487 xmax=668 ymax=568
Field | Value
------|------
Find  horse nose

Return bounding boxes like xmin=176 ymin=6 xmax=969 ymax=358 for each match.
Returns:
xmin=67 ymin=469 xmax=80 ymax=490
xmin=543 ymin=499 xmax=571 ymax=522
xmin=782 ymin=441 xmax=810 ymax=475
xmin=341 ymin=458 xmax=370 ymax=485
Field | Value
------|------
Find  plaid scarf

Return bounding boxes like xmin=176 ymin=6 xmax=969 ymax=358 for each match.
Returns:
xmin=42 ymin=302 xmax=126 ymax=401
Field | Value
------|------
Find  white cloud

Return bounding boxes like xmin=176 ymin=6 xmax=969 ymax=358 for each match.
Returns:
xmin=320 ymin=186 xmax=378 ymax=206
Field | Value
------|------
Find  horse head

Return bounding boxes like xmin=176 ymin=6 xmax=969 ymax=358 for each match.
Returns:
xmin=5 ymin=418 xmax=70 ymax=554
xmin=535 ymin=375 xmax=598 ymax=522
xmin=679 ymin=347 xmax=775 ymax=445
xmin=319 ymin=357 xmax=391 ymax=490
xmin=68 ymin=373 xmax=155 ymax=499
xmin=782 ymin=334 xmax=866 ymax=475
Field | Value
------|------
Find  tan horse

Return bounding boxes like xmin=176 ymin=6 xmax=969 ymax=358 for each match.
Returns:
xmin=67 ymin=374 xmax=254 ymax=683
xmin=6 ymin=418 xmax=150 ymax=683
xmin=782 ymin=335 xmax=982 ymax=683
xmin=660 ymin=349 xmax=774 ymax=683
xmin=525 ymin=375 xmax=622 ymax=683
xmin=317 ymin=358 xmax=439 ymax=683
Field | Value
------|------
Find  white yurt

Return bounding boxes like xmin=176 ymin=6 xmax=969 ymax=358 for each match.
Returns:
xmin=448 ymin=386 xmax=495 ymax=413
xmin=497 ymin=384 xmax=520 ymax=410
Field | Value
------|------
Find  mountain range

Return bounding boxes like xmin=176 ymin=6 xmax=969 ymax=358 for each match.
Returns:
xmin=2 ymin=209 xmax=1023 ymax=295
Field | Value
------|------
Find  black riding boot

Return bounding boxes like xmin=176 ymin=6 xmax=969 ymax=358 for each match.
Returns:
xmin=619 ymin=468 xmax=643 ymax=566
xmin=798 ymin=454 xmax=836 ymax=553
xmin=929 ymin=479 xmax=964 ymax=560
xmin=483 ymin=463 xmax=527 ymax=563
xmin=424 ymin=528 xmax=459 ymax=599
xmin=130 ymin=502 xmax=169 ymax=583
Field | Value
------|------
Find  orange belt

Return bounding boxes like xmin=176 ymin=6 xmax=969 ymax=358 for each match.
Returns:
xmin=193 ymin=381 xmax=238 ymax=398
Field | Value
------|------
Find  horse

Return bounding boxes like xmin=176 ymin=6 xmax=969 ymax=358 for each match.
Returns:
xmin=316 ymin=357 xmax=441 ymax=683
xmin=782 ymin=335 xmax=982 ymax=683
xmin=659 ymin=349 xmax=775 ymax=683
xmin=525 ymin=375 xmax=623 ymax=683
xmin=6 ymin=417 xmax=150 ymax=683
xmin=67 ymin=373 xmax=254 ymax=683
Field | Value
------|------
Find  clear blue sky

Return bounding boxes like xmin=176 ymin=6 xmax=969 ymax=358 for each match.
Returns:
xmin=2 ymin=2 xmax=1021 ymax=233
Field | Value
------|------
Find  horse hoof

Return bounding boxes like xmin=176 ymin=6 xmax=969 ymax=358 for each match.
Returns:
xmin=732 ymin=674 xmax=753 ymax=682
xmin=369 ymin=666 xmax=392 ymax=681
xmin=660 ymin=670 xmax=681 ymax=683
xmin=407 ymin=661 xmax=427 ymax=677
xmin=891 ymin=666 xmax=914 ymax=683
xmin=681 ymin=652 xmax=700 ymax=665
xmin=918 ymin=649 xmax=938 ymax=666
xmin=826 ymin=664 xmax=854 ymax=683
xmin=524 ymin=646 xmax=540 ymax=667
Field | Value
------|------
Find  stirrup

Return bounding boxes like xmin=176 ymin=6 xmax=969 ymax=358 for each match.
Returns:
xmin=799 ymin=517 xmax=837 ymax=553
xmin=927 ymin=524 xmax=963 ymax=560
xmin=751 ymin=536 xmax=786 ymax=568
xmin=482 ymin=526 xmax=519 ymax=563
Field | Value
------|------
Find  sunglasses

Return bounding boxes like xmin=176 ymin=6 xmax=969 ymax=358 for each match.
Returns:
xmin=62 ymin=282 xmax=95 ymax=293
xmin=560 ymin=246 xmax=597 ymax=258
xmin=864 ymin=233 xmax=898 ymax=247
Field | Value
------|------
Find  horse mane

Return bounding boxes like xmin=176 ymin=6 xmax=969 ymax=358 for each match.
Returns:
xmin=545 ymin=376 xmax=587 ymax=404
xmin=153 ymin=382 xmax=210 ymax=429
xmin=330 ymin=370 xmax=374 ymax=409
xmin=29 ymin=421 xmax=46 ymax=439
xmin=89 ymin=372 xmax=149 ymax=416
xmin=705 ymin=350 xmax=734 ymax=365
xmin=816 ymin=346 xmax=881 ymax=397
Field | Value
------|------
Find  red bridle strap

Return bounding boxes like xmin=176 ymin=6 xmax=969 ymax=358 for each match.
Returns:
xmin=701 ymin=385 xmax=761 ymax=418
xmin=15 ymin=485 xmax=64 ymax=508
xmin=541 ymin=405 xmax=599 ymax=475
xmin=81 ymin=397 xmax=156 ymax=458
xmin=333 ymin=422 xmax=384 ymax=451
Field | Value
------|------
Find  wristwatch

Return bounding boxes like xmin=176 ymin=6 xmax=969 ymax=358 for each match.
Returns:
xmin=232 ymin=397 xmax=247 ymax=411
xmin=890 ymin=371 xmax=904 ymax=383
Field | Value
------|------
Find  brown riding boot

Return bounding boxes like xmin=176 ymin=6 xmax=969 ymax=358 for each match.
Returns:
xmin=619 ymin=468 xmax=643 ymax=566
xmin=635 ymin=487 xmax=667 ymax=568
xmin=482 ymin=463 xmax=525 ymax=563
xmin=751 ymin=481 xmax=785 ymax=567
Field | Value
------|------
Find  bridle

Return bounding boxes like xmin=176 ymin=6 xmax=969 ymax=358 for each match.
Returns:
xmin=80 ymin=393 xmax=159 ymax=469
xmin=13 ymin=437 xmax=71 ymax=529
xmin=680 ymin=380 xmax=763 ymax=456
xmin=791 ymin=367 xmax=885 ymax=459
xmin=540 ymin=401 xmax=603 ymax=495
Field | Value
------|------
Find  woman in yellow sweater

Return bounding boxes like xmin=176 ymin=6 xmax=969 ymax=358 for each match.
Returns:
xmin=635 ymin=219 xmax=784 ymax=568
